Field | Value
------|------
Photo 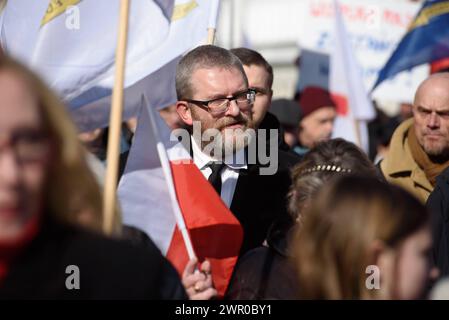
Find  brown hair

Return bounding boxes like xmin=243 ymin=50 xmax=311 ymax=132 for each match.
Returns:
xmin=176 ymin=45 xmax=248 ymax=100
xmin=294 ymin=176 xmax=429 ymax=299
xmin=288 ymin=138 xmax=378 ymax=221
xmin=230 ymin=47 xmax=274 ymax=89
xmin=0 ymin=56 xmax=118 ymax=233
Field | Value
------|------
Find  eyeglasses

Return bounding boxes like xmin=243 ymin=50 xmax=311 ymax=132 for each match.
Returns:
xmin=184 ymin=89 xmax=256 ymax=117
xmin=0 ymin=128 xmax=50 ymax=163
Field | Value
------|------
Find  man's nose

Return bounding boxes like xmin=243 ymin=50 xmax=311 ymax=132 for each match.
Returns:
xmin=224 ymin=99 xmax=240 ymax=117
xmin=0 ymin=151 xmax=20 ymax=187
xmin=428 ymin=112 xmax=440 ymax=129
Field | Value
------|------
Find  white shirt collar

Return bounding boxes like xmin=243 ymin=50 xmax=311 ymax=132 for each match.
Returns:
xmin=191 ymin=136 xmax=247 ymax=170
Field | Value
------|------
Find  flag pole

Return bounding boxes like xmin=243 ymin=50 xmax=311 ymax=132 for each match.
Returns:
xmin=207 ymin=0 xmax=220 ymax=45
xmin=207 ymin=28 xmax=216 ymax=45
xmin=103 ymin=0 xmax=130 ymax=234
xmin=353 ymin=118 xmax=362 ymax=148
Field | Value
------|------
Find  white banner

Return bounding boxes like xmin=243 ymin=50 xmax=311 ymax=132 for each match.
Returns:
xmin=298 ymin=0 xmax=427 ymax=103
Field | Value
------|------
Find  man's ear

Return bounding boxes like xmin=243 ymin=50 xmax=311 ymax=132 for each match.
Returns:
xmin=176 ymin=101 xmax=193 ymax=126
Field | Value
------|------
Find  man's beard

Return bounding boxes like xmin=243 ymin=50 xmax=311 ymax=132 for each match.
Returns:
xmin=194 ymin=113 xmax=254 ymax=160
xmin=422 ymin=140 xmax=449 ymax=161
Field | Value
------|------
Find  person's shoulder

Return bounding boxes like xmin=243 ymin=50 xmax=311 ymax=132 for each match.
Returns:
xmin=427 ymin=166 xmax=449 ymax=213
xmin=278 ymin=149 xmax=302 ymax=170
xmin=65 ymin=223 xmax=159 ymax=259
xmin=58 ymin=222 xmax=185 ymax=299
xmin=436 ymin=166 xmax=449 ymax=186
xmin=258 ymin=111 xmax=280 ymax=130
xmin=238 ymin=245 xmax=273 ymax=266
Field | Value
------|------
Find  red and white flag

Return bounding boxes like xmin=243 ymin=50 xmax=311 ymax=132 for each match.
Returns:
xmin=330 ymin=0 xmax=376 ymax=152
xmin=117 ymin=102 xmax=243 ymax=297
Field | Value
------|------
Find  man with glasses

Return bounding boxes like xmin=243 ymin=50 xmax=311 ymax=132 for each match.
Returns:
xmin=175 ymin=45 xmax=292 ymax=255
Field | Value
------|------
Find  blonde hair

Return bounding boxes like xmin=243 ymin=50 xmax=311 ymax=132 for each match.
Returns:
xmin=293 ymin=176 xmax=428 ymax=299
xmin=0 ymin=56 xmax=121 ymax=234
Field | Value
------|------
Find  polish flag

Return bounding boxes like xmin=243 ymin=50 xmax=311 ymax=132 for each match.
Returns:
xmin=330 ymin=0 xmax=376 ymax=153
xmin=117 ymin=102 xmax=243 ymax=297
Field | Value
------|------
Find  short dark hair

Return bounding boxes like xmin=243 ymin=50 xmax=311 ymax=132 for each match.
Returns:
xmin=230 ymin=47 xmax=273 ymax=89
xmin=176 ymin=45 xmax=247 ymax=100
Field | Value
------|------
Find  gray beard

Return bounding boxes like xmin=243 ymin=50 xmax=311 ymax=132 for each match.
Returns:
xmin=198 ymin=128 xmax=251 ymax=160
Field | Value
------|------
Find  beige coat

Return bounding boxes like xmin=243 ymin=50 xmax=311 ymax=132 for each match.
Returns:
xmin=380 ymin=118 xmax=433 ymax=203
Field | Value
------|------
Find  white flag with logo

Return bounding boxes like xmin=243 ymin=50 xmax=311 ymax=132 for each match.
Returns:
xmin=1 ymin=0 xmax=173 ymax=100
xmin=72 ymin=0 xmax=221 ymax=132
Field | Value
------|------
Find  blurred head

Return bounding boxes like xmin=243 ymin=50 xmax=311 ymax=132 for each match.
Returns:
xmin=0 ymin=56 xmax=106 ymax=241
xmin=413 ymin=73 xmax=449 ymax=159
xmin=270 ymin=98 xmax=302 ymax=148
xmin=288 ymin=138 xmax=378 ymax=225
xmin=78 ymin=128 xmax=106 ymax=160
xmin=399 ymin=102 xmax=413 ymax=121
xmin=230 ymin=48 xmax=273 ymax=129
xmin=176 ymin=45 xmax=254 ymax=159
xmin=294 ymin=176 xmax=432 ymax=300
xmin=159 ymin=104 xmax=185 ymax=130
xmin=298 ymin=87 xmax=337 ymax=149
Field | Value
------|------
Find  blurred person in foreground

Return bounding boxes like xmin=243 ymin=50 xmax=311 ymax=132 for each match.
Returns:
xmin=0 ymin=56 xmax=214 ymax=299
xmin=380 ymin=73 xmax=449 ymax=203
xmin=226 ymin=139 xmax=377 ymax=299
xmin=293 ymin=86 xmax=337 ymax=157
xmin=295 ymin=176 xmax=434 ymax=299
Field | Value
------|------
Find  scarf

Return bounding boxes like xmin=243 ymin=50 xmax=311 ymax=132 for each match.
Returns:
xmin=408 ymin=127 xmax=449 ymax=187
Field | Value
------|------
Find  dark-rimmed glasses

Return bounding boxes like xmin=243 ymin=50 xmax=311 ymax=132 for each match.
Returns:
xmin=184 ymin=89 xmax=256 ymax=117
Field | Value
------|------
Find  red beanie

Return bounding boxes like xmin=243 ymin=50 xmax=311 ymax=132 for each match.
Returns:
xmin=298 ymin=86 xmax=337 ymax=119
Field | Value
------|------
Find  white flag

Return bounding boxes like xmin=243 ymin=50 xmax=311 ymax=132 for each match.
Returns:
xmin=1 ymin=0 xmax=173 ymax=100
xmin=30 ymin=0 xmax=172 ymax=101
xmin=330 ymin=0 xmax=376 ymax=152
xmin=0 ymin=0 xmax=49 ymax=63
xmin=71 ymin=0 xmax=221 ymax=132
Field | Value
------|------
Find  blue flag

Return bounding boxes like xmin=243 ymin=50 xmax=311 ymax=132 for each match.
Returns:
xmin=372 ymin=0 xmax=449 ymax=90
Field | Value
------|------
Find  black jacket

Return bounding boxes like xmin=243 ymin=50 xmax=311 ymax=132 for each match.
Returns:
xmin=427 ymin=166 xmax=449 ymax=278
xmin=119 ymin=140 xmax=300 ymax=258
xmin=230 ymin=149 xmax=298 ymax=255
xmin=230 ymin=112 xmax=301 ymax=255
xmin=225 ymin=217 xmax=299 ymax=299
xmin=0 ymin=217 xmax=187 ymax=299
xmin=118 ymin=110 xmax=301 ymax=257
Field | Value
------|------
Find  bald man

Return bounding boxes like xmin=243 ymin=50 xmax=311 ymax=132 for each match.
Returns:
xmin=381 ymin=73 xmax=449 ymax=203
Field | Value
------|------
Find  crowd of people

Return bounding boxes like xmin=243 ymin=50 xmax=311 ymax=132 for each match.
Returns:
xmin=1 ymin=43 xmax=449 ymax=300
